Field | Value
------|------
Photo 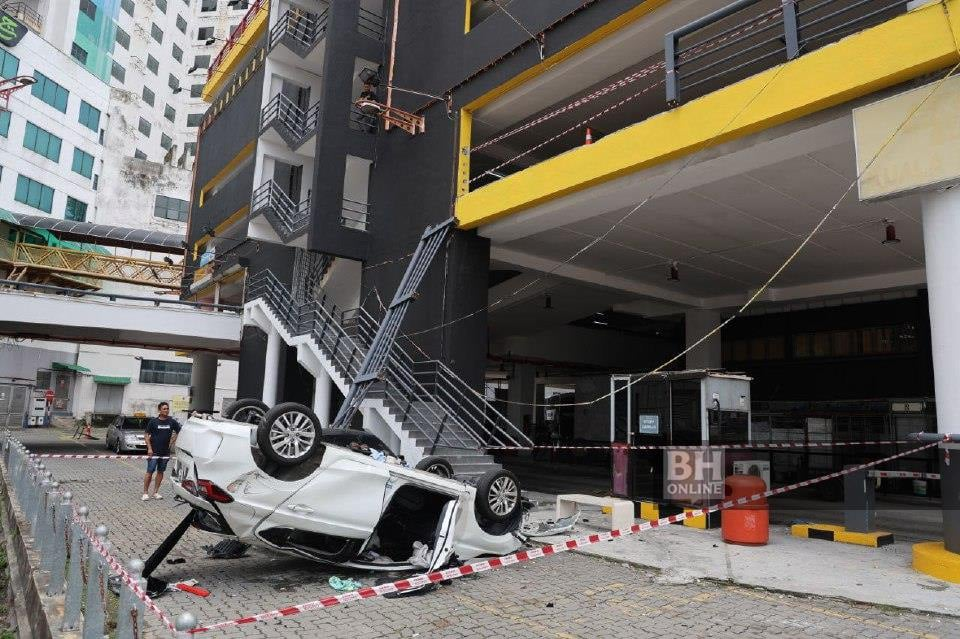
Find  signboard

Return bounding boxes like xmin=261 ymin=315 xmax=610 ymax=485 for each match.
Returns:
xmin=638 ymin=414 xmax=660 ymax=435
xmin=0 ymin=12 xmax=28 ymax=47
xmin=44 ymin=389 xmax=55 ymax=403
xmin=171 ymin=396 xmax=189 ymax=412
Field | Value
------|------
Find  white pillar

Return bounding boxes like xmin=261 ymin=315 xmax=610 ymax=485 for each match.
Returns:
xmin=262 ymin=328 xmax=282 ymax=407
xmin=922 ymin=187 xmax=960 ymax=434
xmin=313 ymin=370 xmax=332 ymax=427
xmin=685 ymin=310 xmax=722 ymax=370
xmin=189 ymin=353 xmax=217 ymax=413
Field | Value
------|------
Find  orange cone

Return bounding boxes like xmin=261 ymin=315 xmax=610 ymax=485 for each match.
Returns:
xmin=584 ymin=127 xmax=593 ymax=145
xmin=82 ymin=423 xmax=94 ymax=439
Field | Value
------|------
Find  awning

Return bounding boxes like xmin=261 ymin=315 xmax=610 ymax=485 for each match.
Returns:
xmin=0 ymin=209 xmax=185 ymax=253
xmin=52 ymin=362 xmax=91 ymax=373
xmin=93 ymin=376 xmax=131 ymax=385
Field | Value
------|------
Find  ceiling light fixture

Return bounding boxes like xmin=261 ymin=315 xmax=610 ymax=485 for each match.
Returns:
xmin=881 ymin=219 xmax=901 ymax=245
xmin=668 ymin=260 xmax=680 ymax=281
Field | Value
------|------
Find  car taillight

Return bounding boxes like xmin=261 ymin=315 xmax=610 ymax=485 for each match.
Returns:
xmin=197 ymin=479 xmax=233 ymax=503
xmin=181 ymin=479 xmax=197 ymax=495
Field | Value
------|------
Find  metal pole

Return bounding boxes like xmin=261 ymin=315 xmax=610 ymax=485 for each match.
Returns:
xmin=47 ymin=491 xmax=71 ymax=595
xmin=82 ymin=525 xmax=109 ymax=639
xmin=782 ymin=0 xmax=800 ymax=59
xmin=116 ymin=558 xmax=144 ymax=639
xmin=39 ymin=481 xmax=59 ymax=571
xmin=63 ymin=506 xmax=88 ymax=631
xmin=31 ymin=477 xmax=50 ymax=539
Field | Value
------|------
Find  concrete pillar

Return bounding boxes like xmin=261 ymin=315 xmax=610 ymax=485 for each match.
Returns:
xmin=262 ymin=328 xmax=282 ymax=407
xmin=921 ymin=187 xmax=960 ymax=554
xmin=188 ymin=353 xmax=217 ymax=413
xmin=507 ymin=364 xmax=536 ymax=439
xmin=685 ymin=310 xmax=722 ymax=370
xmin=312 ymin=370 xmax=332 ymax=427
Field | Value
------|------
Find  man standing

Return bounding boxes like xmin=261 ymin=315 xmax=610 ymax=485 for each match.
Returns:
xmin=143 ymin=401 xmax=181 ymax=501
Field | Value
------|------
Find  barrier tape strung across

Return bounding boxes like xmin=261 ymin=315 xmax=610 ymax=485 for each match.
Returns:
xmin=189 ymin=441 xmax=939 ymax=634
xmin=868 ymin=470 xmax=941 ymax=480
xmin=73 ymin=515 xmax=176 ymax=633
xmin=33 ymin=454 xmax=170 ymax=460
xmin=485 ymin=440 xmax=911 ymax=451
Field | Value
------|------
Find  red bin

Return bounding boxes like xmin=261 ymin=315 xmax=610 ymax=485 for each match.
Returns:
xmin=721 ymin=474 xmax=769 ymax=546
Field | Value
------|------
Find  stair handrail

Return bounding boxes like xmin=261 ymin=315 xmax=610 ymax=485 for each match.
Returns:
xmin=260 ymin=93 xmax=308 ymax=137
xmin=251 ymin=181 xmax=309 ymax=236
xmin=269 ymin=6 xmax=328 ymax=50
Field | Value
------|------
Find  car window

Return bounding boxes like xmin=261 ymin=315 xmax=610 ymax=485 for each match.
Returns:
xmin=120 ymin=417 xmax=149 ymax=430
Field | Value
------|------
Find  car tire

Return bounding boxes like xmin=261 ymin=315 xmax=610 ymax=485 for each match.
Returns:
xmin=415 ymin=456 xmax=454 ymax=478
xmin=256 ymin=402 xmax=322 ymax=466
xmin=474 ymin=469 xmax=521 ymax=523
xmin=114 ymin=438 xmax=123 ymax=454
xmin=223 ymin=398 xmax=269 ymax=424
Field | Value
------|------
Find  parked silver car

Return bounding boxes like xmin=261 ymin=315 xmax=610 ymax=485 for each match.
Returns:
xmin=104 ymin=415 xmax=149 ymax=454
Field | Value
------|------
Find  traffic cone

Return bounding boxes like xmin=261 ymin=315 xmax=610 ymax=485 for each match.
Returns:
xmin=82 ymin=423 xmax=95 ymax=439
xmin=584 ymin=127 xmax=593 ymax=145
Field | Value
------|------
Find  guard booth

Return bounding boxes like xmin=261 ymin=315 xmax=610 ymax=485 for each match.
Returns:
xmin=610 ymin=370 xmax=752 ymax=501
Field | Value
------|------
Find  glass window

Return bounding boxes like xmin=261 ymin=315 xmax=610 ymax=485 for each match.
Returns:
xmin=134 ymin=149 xmax=147 ymax=160
xmin=121 ymin=0 xmax=134 ymax=15
xmin=164 ymin=104 xmax=176 ymax=122
xmin=155 ymin=0 xmax=167 ymax=12
xmin=176 ymin=14 xmax=187 ymax=33
xmin=0 ymin=110 xmax=9 ymax=137
xmin=23 ymin=122 xmax=62 ymax=162
xmin=78 ymin=0 xmax=97 ymax=20
xmin=70 ymin=43 xmax=88 ymax=64
xmin=151 ymin=23 xmax=163 ymax=43
xmin=138 ymin=117 xmax=152 ymax=137
xmin=172 ymin=43 xmax=183 ymax=62
xmin=186 ymin=113 xmax=203 ymax=127
xmin=231 ymin=0 xmax=249 ymax=9
xmin=161 ymin=133 xmax=172 ymax=150
xmin=147 ymin=55 xmax=159 ymax=74
xmin=65 ymin=197 xmax=87 ymax=222
xmin=200 ymin=0 xmax=217 ymax=12
xmin=116 ymin=26 xmax=131 ymax=49
xmin=111 ymin=60 xmax=125 ymax=82
xmin=0 ymin=49 xmax=19 ymax=78
xmin=192 ymin=54 xmax=210 ymax=69
xmin=190 ymin=84 xmax=203 ymax=98
xmin=78 ymin=101 xmax=101 ymax=132
xmin=72 ymin=148 xmax=95 ymax=178
xmin=154 ymin=194 xmax=189 ymax=221
xmin=184 ymin=142 xmax=196 ymax=156
xmin=31 ymin=72 xmax=69 ymax=113
xmin=168 ymin=74 xmax=179 ymax=90
xmin=142 ymin=86 xmax=155 ymax=106
xmin=197 ymin=26 xmax=213 ymax=40
xmin=139 ymin=360 xmax=192 ymax=385
xmin=14 ymin=175 xmax=54 ymax=213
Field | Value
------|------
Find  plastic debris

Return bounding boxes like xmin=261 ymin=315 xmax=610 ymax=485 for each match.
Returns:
xmin=409 ymin=541 xmax=432 ymax=569
xmin=329 ymin=576 xmax=363 ymax=592
xmin=521 ymin=511 xmax=581 ymax=537
xmin=203 ymin=539 xmax=250 ymax=559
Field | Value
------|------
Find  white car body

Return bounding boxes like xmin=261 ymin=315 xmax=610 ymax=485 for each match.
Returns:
xmin=170 ymin=416 xmax=522 ymax=572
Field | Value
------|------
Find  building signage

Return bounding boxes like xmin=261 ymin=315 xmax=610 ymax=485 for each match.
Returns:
xmin=0 ymin=12 xmax=28 ymax=47
xmin=638 ymin=414 xmax=660 ymax=435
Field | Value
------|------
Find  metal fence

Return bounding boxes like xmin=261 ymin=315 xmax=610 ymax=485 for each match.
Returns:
xmin=0 ymin=434 xmax=199 ymax=637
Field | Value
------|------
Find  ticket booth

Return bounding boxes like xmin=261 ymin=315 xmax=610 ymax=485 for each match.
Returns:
xmin=609 ymin=370 xmax=752 ymax=500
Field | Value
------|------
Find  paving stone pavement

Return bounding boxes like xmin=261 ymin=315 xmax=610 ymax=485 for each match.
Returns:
xmin=9 ymin=428 xmax=960 ymax=639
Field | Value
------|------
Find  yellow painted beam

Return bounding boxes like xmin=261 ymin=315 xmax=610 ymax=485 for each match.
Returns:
xmin=199 ymin=140 xmax=256 ymax=206
xmin=201 ymin=2 xmax=268 ymax=102
xmin=456 ymin=0 xmax=960 ymax=229
xmin=457 ymin=110 xmax=473 ymax=196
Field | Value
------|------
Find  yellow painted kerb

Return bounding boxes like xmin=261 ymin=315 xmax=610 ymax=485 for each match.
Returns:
xmin=201 ymin=2 xmax=268 ymax=102
xmin=456 ymin=0 xmax=960 ymax=229
xmin=913 ymin=541 xmax=960 ymax=583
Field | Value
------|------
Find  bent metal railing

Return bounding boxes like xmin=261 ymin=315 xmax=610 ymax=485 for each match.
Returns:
xmin=245 ymin=271 xmax=482 ymax=452
xmin=665 ymin=0 xmax=908 ymax=105
xmin=250 ymin=180 xmax=310 ymax=241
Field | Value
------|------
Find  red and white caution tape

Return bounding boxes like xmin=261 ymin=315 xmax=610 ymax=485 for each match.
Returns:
xmin=868 ymin=470 xmax=940 ymax=480
xmin=73 ymin=516 xmax=176 ymax=633
xmin=34 ymin=454 xmax=170 ymax=460
xmin=189 ymin=441 xmax=938 ymax=634
xmin=485 ymin=440 xmax=911 ymax=451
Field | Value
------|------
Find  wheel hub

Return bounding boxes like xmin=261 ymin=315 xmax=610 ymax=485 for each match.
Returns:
xmin=488 ymin=476 xmax=518 ymax=516
xmin=268 ymin=412 xmax=316 ymax=459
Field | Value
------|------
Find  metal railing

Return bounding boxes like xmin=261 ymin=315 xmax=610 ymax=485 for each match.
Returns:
xmin=0 ymin=1 xmax=42 ymax=32
xmin=357 ymin=7 xmax=386 ymax=40
xmin=260 ymin=93 xmax=321 ymax=148
xmin=250 ymin=180 xmax=310 ymax=240
xmin=269 ymin=6 xmax=329 ymax=53
xmin=340 ymin=198 xmax=370 ymax=231
xmin=665 ymin=0 xmax=907 ymax=105
xmin=208 ymin=0 xmax=267 ymax=81
xmin=349 ymin=105 xmax=379 ymax=133
xmin=0 ymin=279 xmax=242 ymax=312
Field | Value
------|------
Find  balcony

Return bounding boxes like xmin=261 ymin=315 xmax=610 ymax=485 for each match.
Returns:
xmin=357 ymin=7 xmax=385 ymax=41
xmin=0 ymin=1 xmax=42 ymax=33
xmin=203 ymin=0 xmax=268 ymax=101
xmin=340 ymin=198 xmax=370 ymax=232
xmin=269 ymin=6 xmax=329 ymax=58
xmin=260 ymin=93 xmax=321 ymax=152
xmin=250 ymin=180 xmax=310 ymax=242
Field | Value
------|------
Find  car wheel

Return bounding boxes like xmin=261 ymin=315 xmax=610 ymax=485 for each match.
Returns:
xmin=256 ymin=403 xmax=322 ymax=466
xmin=223 ymin=398 xmax=269 ymax=425
xmin=414 ymin=456 xmax=454 ymax=478
xmin=475 ymin=469 xmax=521 ymax=523
xmin=114 ymin=438 xmax=123 ymax=454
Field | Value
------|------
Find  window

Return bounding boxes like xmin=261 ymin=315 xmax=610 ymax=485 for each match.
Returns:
xmin=155 ymin=0 xmax=167 ymax=12
xmin=142 ymin=86 xmax=155 ymax=106
xmin=78 ymin=101 xmax=100 ymax=132
xmin=186 ymin=113 xmax=203 ymax=127
xmin=147 ymin=55 xmax=159 ymax=74
xmin=70 ymin=43 xmax=88 ymax=64
xmin=72 ymin=148 xmax=95 ymax=178
xmin=138 ymin=117 xmax=152 ymax=137
xmin=111 ymin=61 xmax=125 ymax=82
xmin=65 ymin=197 xmax=87 ymax=222
xmin=121 ymin=0 xmax=134 ymax=15
xmin=31 ymin=73 xmax=69 ymax=113
xmin=193 ymin=55 xmax=210 ymax=69
xmin=134 ymin=149 xmax=147 ymax=160
xmin=23 ymin=122 xmax=62 ymax=162
xmin=14 ymin=175 xmax=54 ymax=213
xmin=0 ymin=49 xmax=19 ymax=78
xmin=190 ymin=83 xmax=203 ymax=98
xmin=0 ymin=111 xmax=9 ymax=137
xmin=231 ymin=0 xmax=249 ymax=9
xmin=139 ymin=360 xmax=192 ymax=385
xmin=154 ymin=195 xmax=189 ymax=221
xmin=176 ymin=14 xmax=187 ymax=33
xmin=115 ymin=27 xmax=130 ymax=49
xmin=161 ymin=133 xmax=172 ymax=150
xmin=79 ymin=0 xmax=97 ymax=20
xmin=172 ymin=43 xmax=183 ymax=63
xmin=164 ymin=104 xmax=176 ymax=122
xmin=197 ymin=26 xmax=213 ymax=41
xmin=200 ymin=0 xmax=217 ymax=12
xmin=184 ymin=142 xmax=196 ymax=156
xmin=151 ymin=23 xmax=163 ymax=44
xmin=168 ymin=74 xmax=179 ymax=91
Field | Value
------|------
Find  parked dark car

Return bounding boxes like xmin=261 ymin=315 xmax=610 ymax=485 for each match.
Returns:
xmin=105 ymin=415 xmax=150 ymax=454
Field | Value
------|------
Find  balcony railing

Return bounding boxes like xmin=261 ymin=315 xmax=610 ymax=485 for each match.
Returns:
xmin=251 ymin=180 xmax=310 ymax=241
xmin=358 ymin=7 xmax=386 ymax=41
xmin=208 ymin=0 xmax=267 ymax=81
xmin=665 ymin=0 xmax=907 ymax=105
xmin=340 ymin=198 xmax=370 ymax=231
xmin=269 ymin=6 xmax=329 ymax=53
xmin=349 ymin=105 xmax=378 ymax=133
xmin=260 ymin=93 xmax=321 ymax=148
xmin=0 ymin=1 xmax=41 ymax=33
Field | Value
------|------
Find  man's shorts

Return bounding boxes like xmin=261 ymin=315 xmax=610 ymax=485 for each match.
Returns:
xmin=147 ymin=456 xmax=169 ymax=473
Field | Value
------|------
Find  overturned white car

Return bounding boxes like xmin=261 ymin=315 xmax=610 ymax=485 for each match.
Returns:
xmin=167 ymin=402 xmax=524 ymax=575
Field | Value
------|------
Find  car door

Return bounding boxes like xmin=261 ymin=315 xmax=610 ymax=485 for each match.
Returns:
xmin=257 ymin=451 xmax=390 ymax=541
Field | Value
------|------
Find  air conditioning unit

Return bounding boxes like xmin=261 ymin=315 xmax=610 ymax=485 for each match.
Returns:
xmin=733 ymin=460 xmax=770 ymax=489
